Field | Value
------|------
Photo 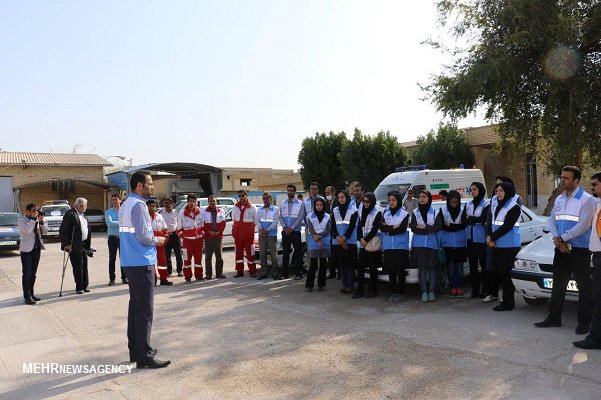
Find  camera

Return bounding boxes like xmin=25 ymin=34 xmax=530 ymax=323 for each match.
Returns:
xmin=36 ymin=210 xmax=45 ymax=216
xmin=86 ymin=248 xmax=97 ymax=257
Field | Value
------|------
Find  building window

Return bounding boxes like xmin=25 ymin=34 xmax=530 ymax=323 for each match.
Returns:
xmin=525 ymin=153 xmax=538 ymax=207
xmin=240 ymin=179 xmax=251 ymax=187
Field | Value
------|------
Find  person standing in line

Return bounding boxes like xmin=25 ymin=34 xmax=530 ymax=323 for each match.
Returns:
xmin=438 ymin=190 xmax=448 ymax=202
xmin=106 ymin=194 xmax=127 ymax=285
xmin=324 ymin=185 xmax=339 ymax=279
xmin=232 ymin=190 xmax=258 ymax=278
xmin=18 ymin=203 xmax=47 ymax=305
xmin=535 ymin=166 xmax=595 ymax=333
xmin=60 ymin=198 xmax=92 ymax=294
xmin=147 ymin=199 xmax=172 ymax=286
xmin=350 ymin=182 xmax=364 ymax=212
xmin=331 ymin=191 xmax=358 ymax=295
xmin=465 ymin=182 xmax=490 ymax=298
xmin=410 ymin=191 xmax=442 ymax=303
xmin=162 ymin=198 xmax=184 ymax=277
xmin=574 ymin=172 xmax=601 ymax=349
xmin=256 ymin=192 xmax=280 ymax=280
xmin=202 ymin=195 xmax=227 ymax=280
xmin=325 ymin=185 xmax=337 ymax=212
xmin=353 ymin=192 xmax=383 ymax=299
xmin=486 ymin=182 xmax=521 ymax=311
xmin=380 ymin=191 xmax=410 ymax=303
xmin=179 ymin=194 xmax=204 ymax=283
xmin=279 ymin=184 xmax=305 ymax=280
xmin=119 ymin=171 xmax=169 ymax=368
xmin=305 ymin=198 xmax=331 ymax=292
xmin=403 ymin=189 xmax=419 ymax=216
xmin=437 ymin=190 xmax=467 ymax=298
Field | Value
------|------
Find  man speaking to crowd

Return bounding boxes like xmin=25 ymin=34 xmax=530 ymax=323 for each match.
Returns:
xmin=119 ymin=171 xmax=170 ymax=369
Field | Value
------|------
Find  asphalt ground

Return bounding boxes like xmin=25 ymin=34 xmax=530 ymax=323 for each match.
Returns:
xmin=0 ymin=233 xmax=600 ymax=399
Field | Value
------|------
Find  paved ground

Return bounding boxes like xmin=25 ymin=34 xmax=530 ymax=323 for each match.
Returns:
xmin=1 ymin=233 xmax=600 ymax=399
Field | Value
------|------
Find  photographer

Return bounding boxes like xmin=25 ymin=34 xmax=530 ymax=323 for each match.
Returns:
xmin=18 ymin=203 xmax=47 ymax=305
xmin=60 ymin=197 xmax=93 ymax=294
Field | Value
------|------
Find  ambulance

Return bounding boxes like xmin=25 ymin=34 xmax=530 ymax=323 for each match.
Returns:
xmin=373 ymin=166 xmax=486 ymax=207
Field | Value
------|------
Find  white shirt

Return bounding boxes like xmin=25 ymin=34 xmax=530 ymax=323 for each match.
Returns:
xmin=78 ymin=211 xmax=89 ymax=241
xmin=161 ymin=209 xmax=180 ymax=232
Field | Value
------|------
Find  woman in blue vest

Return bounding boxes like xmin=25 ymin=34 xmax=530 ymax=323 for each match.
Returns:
xmin=486 ymin=182 xmax=521 ymax=311
xmin=380 ymin=191 xmax=410 ymax=302
xmin=353 ymin=192 xmax=383 ymax=299
xmin=305 ymin=198 xmax=331 ymax=292
xmin=331 ymin=191 xmax=358 ymax=295
xmin=410 ymin=190 xmax=442 ymax=302
xmin=437 ymin=190 xmax=467 ymax=298
xmin=464 ymin=182 xmax=490 ymax=298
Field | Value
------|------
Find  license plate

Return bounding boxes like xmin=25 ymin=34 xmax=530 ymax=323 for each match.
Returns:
xmin=0 ymin=240 xmax=17 ymax=245
xmin=543 ymin=278 xmax=579 ymax=292
xmin=49 ymin=227 xmax=59 ymax=231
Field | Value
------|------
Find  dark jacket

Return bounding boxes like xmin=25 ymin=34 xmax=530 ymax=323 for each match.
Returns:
xmin=60 ymin=208 xmax=92 ymax=253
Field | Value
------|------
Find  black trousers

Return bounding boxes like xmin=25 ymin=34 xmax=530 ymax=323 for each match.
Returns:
xmin=329 ymin=241 xmax=339 ymax=277
xmin=588 ymin=252 xmax=601 ymax=342
xmin=493 ymin=270 xmax=515 ymax=308
xmin=21 ymin=247 xmax=41 ymax=298
xmin=306 ymin=258 xmax=328 ymax=288
xmin=70 ymin=250 xmax=89 ymax=291
xmin=468 ymin=249 xmax=487 ymax=294
xmin=356 ymin=248 xmax=381 ymax=295
xmin=165 ymin=232 xmax=183 ymax=274
xmin=282 ymin=231 xmax=303 ymax=276
xmin=108 ymin=235 xmax=126 ymax=281
xmin=549 ymin=247 xmax=593 ymax=324
xmin=125 ymin=266 xmax=155 ymax=361
xmin=385 ymin=249 xmax=408 ymax=295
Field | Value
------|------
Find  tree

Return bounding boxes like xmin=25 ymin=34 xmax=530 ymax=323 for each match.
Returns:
xmin=413 ymin=124 xmax=474 ymax=169
xmin=424 ymin=0 xmax=601 ymax=173
xmin=297 ymin=131 xmax=348 ymax=191
xmin=338 ymin=129 xmax=409 ymax=192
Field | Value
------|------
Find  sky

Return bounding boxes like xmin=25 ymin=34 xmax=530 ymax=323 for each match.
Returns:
xmin=0 ymin=0 xmax=487 ymax=170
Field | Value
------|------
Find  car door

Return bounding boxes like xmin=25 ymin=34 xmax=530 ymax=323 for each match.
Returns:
xmin=222 ymin=209 xmax=234 ymax=248
xmin=519 ymin=207 xmax=536 ymax=245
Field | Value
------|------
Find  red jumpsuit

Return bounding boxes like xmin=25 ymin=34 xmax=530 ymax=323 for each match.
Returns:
xmin=179 ymin=206 xmax=204 ymax=280
xmin=232 ymin=200 xmax=257 ymax=274
xmin=151 ymin=213 xmax=170 ymax=281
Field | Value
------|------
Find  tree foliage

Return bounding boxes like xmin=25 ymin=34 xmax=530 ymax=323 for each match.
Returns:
xmin=297 ymin=131 xmax=348 ymax=191
xmin=413 ymin=124 xmax=475 ymax=169
xmin=338 ymin=129 xmax=409 ymax=192
xmin=425 ymin=0 xmax=601 ymax=173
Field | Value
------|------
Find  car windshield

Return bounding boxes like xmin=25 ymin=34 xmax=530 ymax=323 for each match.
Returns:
xmin=41 ymin=206 xmax=69 ymax=216
xmin=374 ymin=184 xmax=410 ymax=206
xmin=0 ymin=214 xmax=18 ymax=226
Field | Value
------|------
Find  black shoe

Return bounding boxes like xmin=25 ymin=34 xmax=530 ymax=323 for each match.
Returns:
xmin=122 ymin=279 xmax=129 ymax=285
xmin=160 ymin=280 xmax=174 ymax=286
xmin=294 ymin=274 xmax=303 ymax=280
xmin=493 ymin=304 xmax=513 ymax=311
xmin=257 ymin=275 xmax=268 ymax=280
xmin=205 ymin=276 xmax=212 ymax=281
xmin=573 ymin=338 xmax=601 ymax=349
xmin=83 ymin=288 xmax=90 ymax=293
xmin=195 ymin=277 xmax=205 ymax=281
xmin=177 ymin=272 xmax=184 ymax=277
xmin=317 ymin=286 xmax=324 ymax=292
xmin=365 ymin=292 xmax=376 ymax=298
xmin=185 ymin=278 xmax=192 ymax=283
xmin=575 ymin=323 xmax=590 ymax=335
xmin=31 ymin=295 xmax=41 ymax=301
xmin=108 ymin=280 xmax=115 ymax=286
xmin=24 ymin=297 xmax=36 ymax=305
xmin=306 ymin=287 xmax=313 ymax=292
xmin=352 ymin=292 xmax=364 ymax=299
xmin=272 ymin=275 xmax=282 ymax=281
xmin=234 ymin=272 xmax=244 ymax=278
xmin=76 ymin=290 xmax=84 ymax=294
xmin=281 ymin=274 xmax=289 ymax=279
xmin=216 ymin=274 xmax=227 ymax=279
xmin=327 ymin=274 xmax=336 ymax=280
xmin=136 ymin=358 xmax=171 ymax=369
xmin=534 ymin=318 xmax=562 ymax=328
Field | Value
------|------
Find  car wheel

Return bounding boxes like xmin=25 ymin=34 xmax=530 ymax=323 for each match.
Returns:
xmin=523 ymin=296 xmax=548 ymax=305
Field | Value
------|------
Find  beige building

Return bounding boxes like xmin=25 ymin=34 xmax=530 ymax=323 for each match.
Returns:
xmin=220 ymin=167 xmax=303 ymax=194
xmin=0 ymin=152 xmax=113 ymax=212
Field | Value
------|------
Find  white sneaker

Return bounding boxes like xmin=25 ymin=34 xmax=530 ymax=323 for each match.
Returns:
xmin=482 ymin=295 xmax=498 ymax=302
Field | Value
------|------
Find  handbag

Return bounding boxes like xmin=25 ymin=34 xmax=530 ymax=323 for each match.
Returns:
xmin=365 ymin=235 xmax=381 ymax=252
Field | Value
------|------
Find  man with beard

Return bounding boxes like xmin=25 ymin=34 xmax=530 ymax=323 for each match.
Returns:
xmin=279 ymin=184 xmax=305 ymax=279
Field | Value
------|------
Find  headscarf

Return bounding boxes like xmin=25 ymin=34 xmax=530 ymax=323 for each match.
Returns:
xmin=360 ymin=192 xmax=376 ymax=224
xmin=387 ymin=191 xmax=403 ymax=216
xmin=417 ymin=190 xmax=432 ymax=223
xmin=494 ymin=182 xmax=516 ymax=218
xmin=336 ymin=190 xmax=350 ymax=217
xmin=313 ymin=198 xmax=327 ymax=222
xmin=446 ymin=190 xmax=462 ymax=220
xmin=470 ymin=181 xmax=486 ymax=208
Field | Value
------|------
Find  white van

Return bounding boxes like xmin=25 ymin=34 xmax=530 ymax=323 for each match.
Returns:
xmin=373 ymin=167 xmax=486 ymax=207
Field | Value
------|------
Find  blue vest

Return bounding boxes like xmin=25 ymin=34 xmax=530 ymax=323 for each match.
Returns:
xmin=465 ymin=199 xmax=489 ymax=244
xmin=439 ymin=205 xmax=466 ymax=249
xmin=491 ymin=195 xmax=521 ymax=248
xmin=119 ymin=194 xmax=157 ymax=267
xmin=331 ymin=205 xmax=358 ymax=245
xmin=307 ymin=213 xmax=331 ymax=251
xmin=279 ymin=199 xmax=303 ymax=232
xmin=381 ymin=207 xmax=409 ymax=250
xmin=257 ymin=205 xmax=278 ymax=237
xmin=411 ymin=208 xmax=438 ymax=250
xmin=553 ymin=186 xmax=593 ymax=248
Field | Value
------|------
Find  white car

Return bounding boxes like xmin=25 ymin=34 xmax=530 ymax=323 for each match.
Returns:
xmin=40 ymin=204 xmax=71 ymax=237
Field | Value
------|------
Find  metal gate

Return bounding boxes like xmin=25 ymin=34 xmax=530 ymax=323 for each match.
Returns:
xmin=0 ymin=177 xmax=14 ymax=212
